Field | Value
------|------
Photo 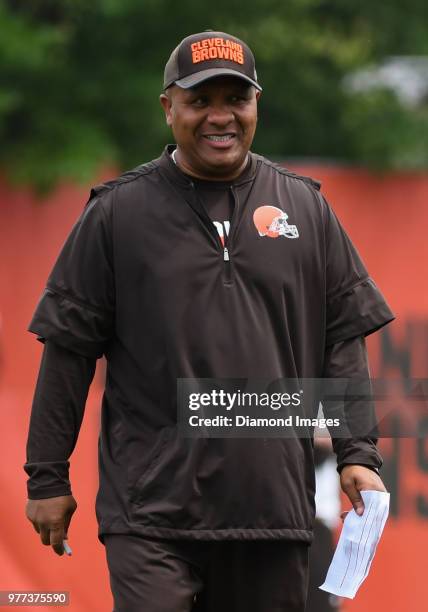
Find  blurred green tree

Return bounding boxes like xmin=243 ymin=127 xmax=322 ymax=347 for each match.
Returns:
xmin=1 ymin=0 xmax=427 ymax=191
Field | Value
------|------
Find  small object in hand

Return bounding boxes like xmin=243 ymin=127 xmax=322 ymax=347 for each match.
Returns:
xmin=63 ymin=540 xmax=72 ymax=556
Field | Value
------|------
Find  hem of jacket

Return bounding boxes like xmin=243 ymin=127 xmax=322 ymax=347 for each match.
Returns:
xmin=97 ymin=520 xmax=313 ymax=544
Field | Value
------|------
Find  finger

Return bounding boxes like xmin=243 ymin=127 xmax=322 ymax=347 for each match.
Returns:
xmin=340 ymin=511 xmax=349 ymax=522
xmin=348 ymin=489 xmax=365 ymax=516
xmin=40 ymin=526 xmax=51 ymax=546
xmin=62 ymin=500 xmax=77 ymax=539
xmin=342 ymin=480 xmax=365 ymax=516
xmin=50 ymin=525 xmax=65 ymax=556
xmin=64 ymin=510 xmax=74 ymax=535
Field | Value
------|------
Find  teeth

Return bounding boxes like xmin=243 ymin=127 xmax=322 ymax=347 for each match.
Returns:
xmin=205 ymin=135 xmax=233 ymax=141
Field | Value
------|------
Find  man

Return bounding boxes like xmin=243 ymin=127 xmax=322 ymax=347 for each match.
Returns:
xmin=25 ymin=31 xmax=394 ymax=611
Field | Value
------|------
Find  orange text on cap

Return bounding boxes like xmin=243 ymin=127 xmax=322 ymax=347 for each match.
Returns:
xmin=190 ymin=38 xmax=244 ymax=65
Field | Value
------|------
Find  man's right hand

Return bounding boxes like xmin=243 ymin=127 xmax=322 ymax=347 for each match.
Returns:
xmin=26 ymin=495 xmax=77 ymax=556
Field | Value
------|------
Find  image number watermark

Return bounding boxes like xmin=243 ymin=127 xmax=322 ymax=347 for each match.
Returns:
xmin=0 ymin=592 xmax=69 ymax=606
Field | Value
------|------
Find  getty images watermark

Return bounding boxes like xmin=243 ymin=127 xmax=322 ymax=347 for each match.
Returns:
xmin=186 ymin=387 xmax=339 ymax=428
xmin=177 ymin=378 xmax=428 ymax=438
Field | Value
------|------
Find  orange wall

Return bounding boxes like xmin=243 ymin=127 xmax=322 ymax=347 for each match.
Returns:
xmin=1 ymin=164 xmax=427 ymax=611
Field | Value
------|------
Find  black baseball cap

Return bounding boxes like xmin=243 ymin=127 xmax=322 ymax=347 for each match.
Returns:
xmin=163 ymin=31 xmax=262 ymax=91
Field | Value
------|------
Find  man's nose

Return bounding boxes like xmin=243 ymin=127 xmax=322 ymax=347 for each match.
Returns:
xmin=206 ymin=104 xmax=234 ymax=126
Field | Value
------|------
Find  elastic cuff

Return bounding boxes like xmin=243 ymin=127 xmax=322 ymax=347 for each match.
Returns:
xmin=24 ymin=460 xmax=72 ymax=499
xmin=337 ymin=463 xmax=380 ymax=475
xmin=27 ymin=484 xmax=72 ymax=500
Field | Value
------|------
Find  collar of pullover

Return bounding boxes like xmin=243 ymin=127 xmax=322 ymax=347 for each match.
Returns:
xmin=157 ymin=144 xmax=260 ymax=190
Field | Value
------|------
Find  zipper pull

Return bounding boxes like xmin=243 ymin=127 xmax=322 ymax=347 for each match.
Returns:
xmin=223 ymin=247 xmax=230 ymax=262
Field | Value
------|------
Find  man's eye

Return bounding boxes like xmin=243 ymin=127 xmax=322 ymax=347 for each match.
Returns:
xmin=192 ymin=97 xmax=207 ymax=106
xmin=230 ymin=95 xmax=248 ymax=103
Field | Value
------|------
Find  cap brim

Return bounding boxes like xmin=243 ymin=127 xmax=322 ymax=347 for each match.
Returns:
xmin=174 ymin=67 xmax=262 ymax=91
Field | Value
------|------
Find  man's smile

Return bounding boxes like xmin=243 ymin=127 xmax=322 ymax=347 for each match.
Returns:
xmin=202 ymin=133 xmax=237 ymax=148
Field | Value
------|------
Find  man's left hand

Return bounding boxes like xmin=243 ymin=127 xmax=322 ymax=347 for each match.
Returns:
xmin=340 ymin=465 xmax=387 ymax=520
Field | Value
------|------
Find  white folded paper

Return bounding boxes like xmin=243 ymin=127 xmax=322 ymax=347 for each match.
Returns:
xmin=319 ymin=490 xmax=390 ymax=599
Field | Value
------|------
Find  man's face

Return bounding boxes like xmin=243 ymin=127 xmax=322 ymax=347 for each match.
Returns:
xmin=160 ymin=76 xmax=261 ymax=181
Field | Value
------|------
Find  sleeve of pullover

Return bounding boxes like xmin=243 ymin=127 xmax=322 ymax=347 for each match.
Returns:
xmin=24 ymin=340 xmax=96 ymax=499
xmin=322 ymin=336 xmax=382 ymax=474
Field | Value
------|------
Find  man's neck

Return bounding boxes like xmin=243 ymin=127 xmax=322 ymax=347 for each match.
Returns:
xmin=171 ymin=147 xmax=249 ymax=182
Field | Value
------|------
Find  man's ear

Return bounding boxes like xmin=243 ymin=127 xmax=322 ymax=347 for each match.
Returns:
xmin=255 ymin=89 xmax=262 ymax=102
xmin=159 ymin=93 xmax=173 ymax=127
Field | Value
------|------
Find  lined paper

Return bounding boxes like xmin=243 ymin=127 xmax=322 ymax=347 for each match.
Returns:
xmin=319 ymin=490 xmax=390 ymax=599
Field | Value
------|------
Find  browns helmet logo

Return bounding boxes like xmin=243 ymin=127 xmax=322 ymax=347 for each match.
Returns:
xmin=253 ymin=205 xmax=299 ymax=239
